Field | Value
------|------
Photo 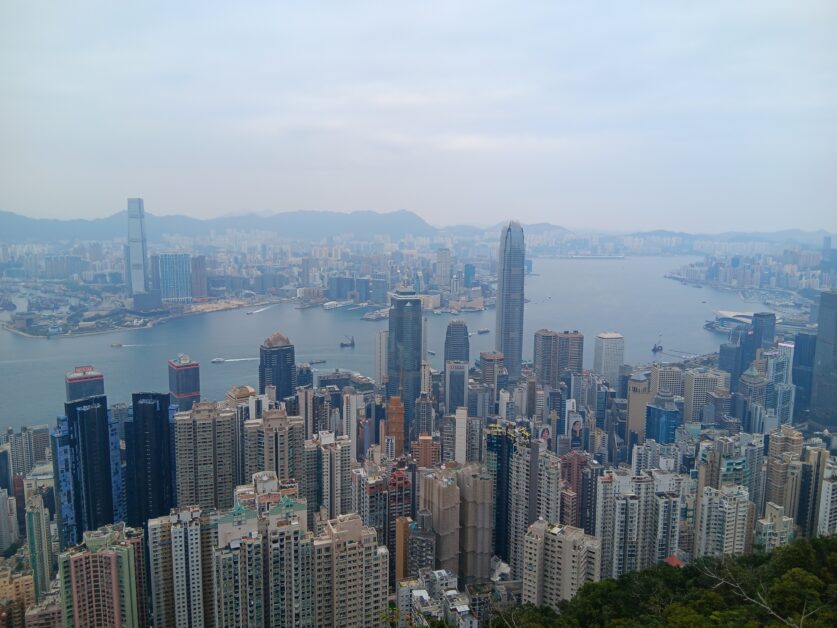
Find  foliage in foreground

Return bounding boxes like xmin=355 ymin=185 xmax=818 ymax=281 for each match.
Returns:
xmin=490 ymin=536 xmax=837 ymax=627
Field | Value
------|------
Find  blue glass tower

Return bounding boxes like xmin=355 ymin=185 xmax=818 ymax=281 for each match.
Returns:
xmin=644 ymin=390 xmax=681 ymax=444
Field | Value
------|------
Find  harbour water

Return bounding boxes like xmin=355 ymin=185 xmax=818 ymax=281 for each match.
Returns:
xmin=0 ymin=256 xmax=766 ymax=427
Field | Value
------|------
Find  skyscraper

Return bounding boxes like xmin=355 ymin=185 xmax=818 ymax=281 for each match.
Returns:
xmin=25 ymin=495 xmax=53 ymax=602
xmin=752 ymin=312 xmax=777 ymax=350
xmin=64 ymin=365 xmax=104 ymax=403
xmin=533 ymin=329 xmax=560 ymax=388
xmin=173 ymin=401 xmax=235 ymax=511
xmin=444 ymin=319 xmax=470 ymax=364
xmin=126 ymin=198 xmax=148 ymax=296
xmin=375 ymin=329 xmax=389 ymax=387
xmin=444 ymin=361 xmax=468 ymax=414
xmin=58 ymin=524 xmax=147 ymax=628
xmin=190 ymin=254 xmax=208 ymax=299
xmin=593 ymin=332 xmax=625 ymax=387
xmin=52 ymin=395 xmax=122 ymax=548
xmin=811 ymin=290 xmax=837 ymax=427
xmin=496 ymin=222 xmax=525 ymax=380
xmin=386 ymin=287 xmax=423 ymax=437
xmin=555 ymin=330 xmax=584 ymax=375
xmin=159 ymin=253 xmax=192 ymax=304
xmin=168 ymin=354 xmax=200 ymax=411
xmin=125 ymin=392 xmax=173 ymax=528
xmin=792 ymin=331 xmax=816 ymax=414
xmin=259 ymin=332 xmax=297 ymax=398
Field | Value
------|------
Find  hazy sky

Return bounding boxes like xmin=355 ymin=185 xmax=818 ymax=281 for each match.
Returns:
xmin=1 ymin=1 xmax=835 ymax=231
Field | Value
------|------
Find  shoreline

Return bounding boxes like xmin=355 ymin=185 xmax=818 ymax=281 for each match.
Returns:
xmin=0 ymin=298 xmax=284 ymax=340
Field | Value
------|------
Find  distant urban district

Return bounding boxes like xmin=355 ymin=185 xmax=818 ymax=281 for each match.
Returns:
xmin=0 ymin=200 xmax=836 ymax=627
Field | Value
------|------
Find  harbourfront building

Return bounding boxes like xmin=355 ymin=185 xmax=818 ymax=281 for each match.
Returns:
xmin=259 ymin=332 xmax=297 ymax=398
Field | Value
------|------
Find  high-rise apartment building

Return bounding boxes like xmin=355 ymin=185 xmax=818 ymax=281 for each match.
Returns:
xmin=811 ymin=291 xmax=837 ymax=426
xmin=159 ymin=253 xmax=192 ymax=303
xmin=593 ymin=332 xmax=625 ymax=387
xmin=522 ymin=521 xmax=600 ymax=611
xmin=125 ymin=392 xmax=174 ymax=527
xmin=168 ymin=354 xmax=200 ymax=411
xmin=52 ymin=395 xmax=123 ymax=548
xmin=456 ymin=465 xmax=493 ymax=586
xmin=420 ymin=469 xmax=461 ymax=574
xmin=444 ymin=319 xmax=470 ymax=364
xmin=694 ymin=485 xmax=754 ymax=559
xmin=496 ymin=222 xmax=525 ymax=380
xmin=259 ymin=332 xmax=297 ymax=398
xmin=58 ymin=524 xmax=147 ymax=628
xmin=25 ymin=495 xmax=53 ymax=602
xmin=387 ymin=287 xmax=423 ymax=436
xmin=173 ymin=401 xmax=235 ymax=511
xmin=126 ymin=198 xmax=148 ymax=296
xmin=375 ymin=329 xmax=389 ymax=387
xmin=147 ymin=507 xmax=216 ymax=628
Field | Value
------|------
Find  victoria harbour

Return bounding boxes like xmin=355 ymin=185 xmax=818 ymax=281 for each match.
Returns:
xmin=1 ymin=255 xmax=764 ymax=427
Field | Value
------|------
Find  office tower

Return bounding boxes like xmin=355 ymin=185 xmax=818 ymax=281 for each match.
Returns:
xmin=58 ymin=524 xmax=147 ymax=628
xmin=593 ymin=332 xmax=625 ymax=387
xmin=456 ymin=465 xmax=493 ymax=585
xmin=387 ymin=468 xmax=412 ymax=584
xmin=52 ymin=395 xmax=122 ymax=548
xmin=311 ymin=514 xmax=388 ymax=627
xmin=64 ymin=365 xmax=104 ymax=402
xmin=147 ymin=507 xmax=215 ymax=628
xmin=463 ymin=263 xmax=476 ymax=288
xmin=596 ymin=472 xmax=674 ymax=579
xmin=25 ymin=495 xmax=53 ymax=602
xmin=817 ymin=460 xmax=837 ymax=537
xmin=125 ymin=392 xmax=173 ymax=527
xmin=719 ymin=342 xmax=744 ymax=390
xmin=444 ymin=360 xmax=468 ymax=415
xmin=414 ymin=392 xmax=435 ymax=438
xmin=190 ymin=254 xmax=208 ymax=299
xmin=626 ymin=373 xmax=652 ymax=445
xmin=375 ymin=329 xmax=389 ymax=386
xmin=479 ymin=351 xmax=504 ymax=401
xmin=522 ymin=522 xmax=600 ymax=611
xmin=126 ymin=198 xmax=148 ymax=296
xmin=737 ymin=365 xmax=768 ymax=410
xmin=435 ymin=248 xmax=452 ymax=287
xmin=811 ymin=291 xmax=837 ymax=426
xmin=754 ymin=502 xmax=794 ymax=552
xmin=158 ymin=253 xmax=192 ymax=303
xmin=792 ymin=332 xmax=816 ymax=414
xmin=173 ymin=401 xmax=235 ymax=511
xmin=259 ymin=332 xmax=297 ymax=397
xmin=386 ymin=395 xmax=406 ymax=457
xmin=444 ymin=319 xmax=470 ymax=364
xmin=790 ymin=447 xmax=830 ymax=538
xmin=168 ymin=354 xmax=200 ymax=411
xmin=533 ymin=329 xmax=560 ymax=388
xmin=387 ymin=287 xmax=423 ymax=435
xmin=420 ymin=469 xmax=460 ymax=574
xmin=752 ymin=312 xmax=777 ymax=349
xmin=644 ymin=390 xmax=681 ymax=445
xmin=649 ymin=364 xmax=683 ymax=397
xmin=408 ymin=509 xmax=436 ymax=577
xmin=694 ymin=485 xmax=754 ymax=559
xmin=483 ymin=424 xmax=520 ymax=562
xmin=496 ymin=221 xmax=525 ymax=380
xmin=683 ymin=368 xmax=726 ymax=423
xmin=557 ymin=330 xmax=584 ymax=375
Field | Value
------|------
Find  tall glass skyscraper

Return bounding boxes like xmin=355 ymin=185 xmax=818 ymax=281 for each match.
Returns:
xmin=126 ymin=198 xmax=148 ymax=296
xmin=259 ymin=332 xmax=297 ymax=398
xmin=168 ymin=354 xmax=200 ymax=411
xmin=811 ymin=290 xmax=837 ymax=426
xmin=52 ymin=395 xmax=123 ymax=548
xmin=125 ymin=393 xmax=174 ymax=528
xmin=444 ymin=319 xmax=470 ymax=364
xmin=495 ymin=222 xmax=525 ymax=380
xmin=387 ymin=287 xmax=423 ymax=441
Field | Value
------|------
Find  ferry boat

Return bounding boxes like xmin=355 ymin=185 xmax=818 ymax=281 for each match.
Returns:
xmin=477 ymin=328 xmax=490 ymax=335
xmin=211 ymin=357 xmax=225 ymax=364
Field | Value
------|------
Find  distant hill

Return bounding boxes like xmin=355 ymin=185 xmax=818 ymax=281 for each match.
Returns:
xmin=0 ymin=209 xmax=437 ymax=243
